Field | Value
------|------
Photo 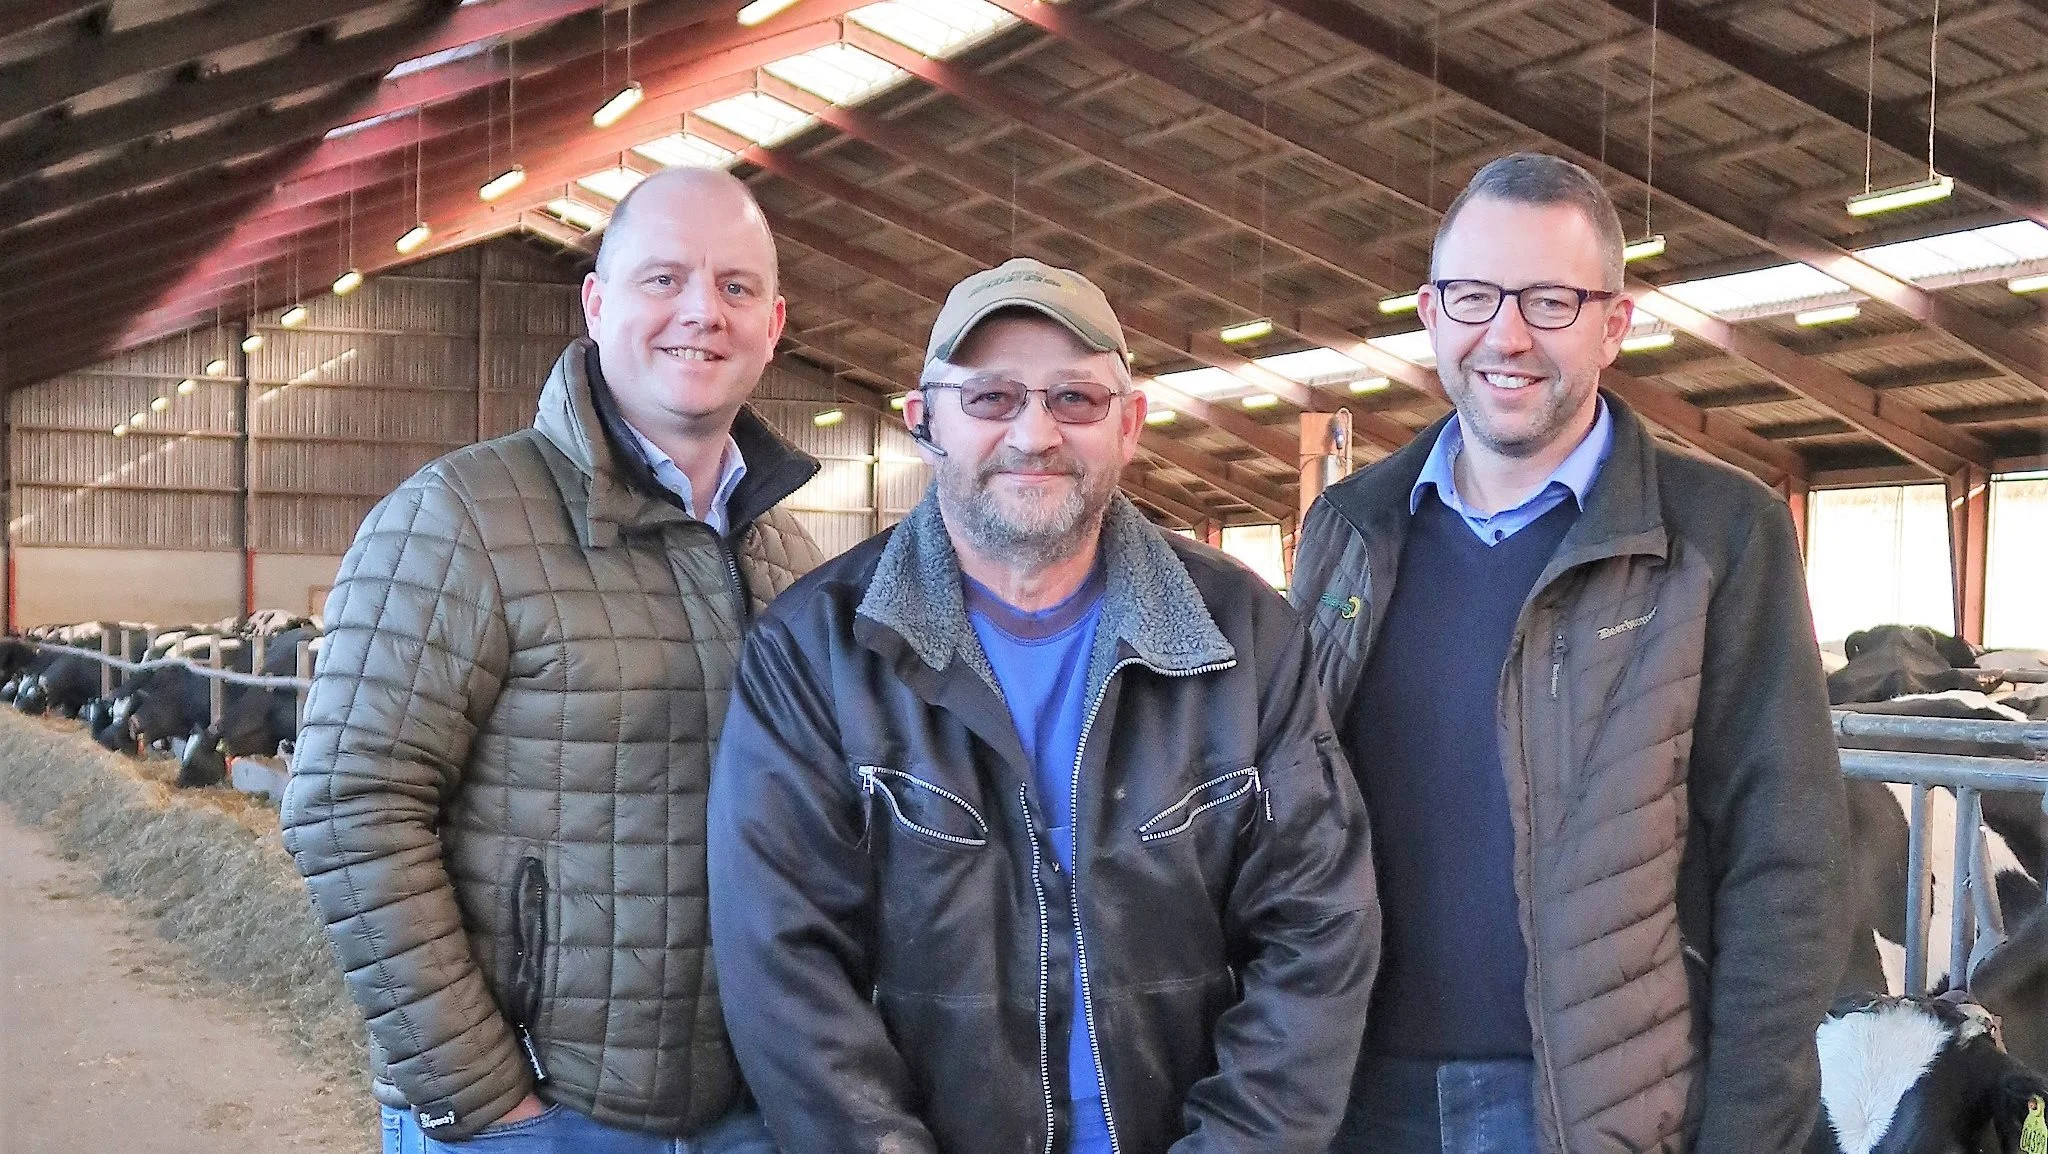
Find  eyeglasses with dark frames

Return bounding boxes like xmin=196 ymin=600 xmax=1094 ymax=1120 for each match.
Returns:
xmin=919 ymin=372 xmax=1130 ymax=425
xmin=1429 ymin=279 xmax=1620 ymax=331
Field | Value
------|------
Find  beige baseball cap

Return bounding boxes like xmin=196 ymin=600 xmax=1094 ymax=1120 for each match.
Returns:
xmin=924 ymin=257 xmax=1129 ymax=369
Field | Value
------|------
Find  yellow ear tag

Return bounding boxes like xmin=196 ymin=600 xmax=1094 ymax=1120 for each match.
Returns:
xmin=2022 ymin=1095 xmax=2046 ymax=1154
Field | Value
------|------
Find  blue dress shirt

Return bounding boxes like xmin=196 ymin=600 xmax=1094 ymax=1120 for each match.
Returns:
xmin=1410 ymin=397 xmax=1613 ymax=545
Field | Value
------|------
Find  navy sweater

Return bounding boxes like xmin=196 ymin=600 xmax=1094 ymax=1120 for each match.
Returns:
xmin=1342 ymin=495 xmax=1578 ymax=1059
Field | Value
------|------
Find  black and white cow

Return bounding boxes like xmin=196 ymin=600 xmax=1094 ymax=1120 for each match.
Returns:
xmin=1808 ymin=994 xmax=2046 ymax=1154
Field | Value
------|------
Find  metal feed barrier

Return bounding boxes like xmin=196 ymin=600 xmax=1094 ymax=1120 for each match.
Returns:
xmin=1833 ymin=709 xmax=2048 ymax=996
xmin=29 ymin=624 xmax=315 ymax=729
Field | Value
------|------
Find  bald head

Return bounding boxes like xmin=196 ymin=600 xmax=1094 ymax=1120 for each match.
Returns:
xmin=594 ymin=166 xmax=778 ymax=290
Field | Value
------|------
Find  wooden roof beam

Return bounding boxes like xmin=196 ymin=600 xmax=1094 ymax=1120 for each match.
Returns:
xmin=0 ymin=0 xmax=613 ymax=189
xmin=1589 ymin=0 xmax=2048 ymax=227
xmin=838 ymin=23 xmax=1415 ymax=297
xmin=1241 ymin=0 xmax=2048 ymax=396
xmin=0 ymin=0 xmax=401 ymax=126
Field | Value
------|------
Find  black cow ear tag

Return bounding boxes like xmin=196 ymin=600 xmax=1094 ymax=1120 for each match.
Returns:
xmin=416 ymin=1100 xmax=461 ymax=1132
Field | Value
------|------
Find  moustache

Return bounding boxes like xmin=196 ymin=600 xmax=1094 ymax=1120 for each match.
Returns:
xmin=975 ymin=451 xmax=1084 ymax=483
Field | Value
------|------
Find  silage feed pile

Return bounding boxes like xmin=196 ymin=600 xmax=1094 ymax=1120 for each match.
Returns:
xmin=0 ymin=711 xmax=371 ymax=1129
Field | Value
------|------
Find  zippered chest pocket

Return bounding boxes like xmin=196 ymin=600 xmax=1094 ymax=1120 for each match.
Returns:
xmin=1137 ymin=766 xmax=1270 ymax=843
xmin=856 ymin=765 xmax=990 ymax=850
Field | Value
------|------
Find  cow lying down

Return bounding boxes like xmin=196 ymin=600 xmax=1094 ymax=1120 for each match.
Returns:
xmin=1810 ymin=994 xmax=2046 ymax=1154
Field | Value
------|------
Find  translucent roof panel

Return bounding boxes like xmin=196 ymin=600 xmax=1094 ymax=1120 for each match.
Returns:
xmin=763 ymin=44 xmax=906 ymax=106
xmin=1367 ymin=329 xmax=1436 ymax=367
xmin=546 ymin=199 xmax=609 ymax=231
xmin=1149 ymin=367 xmax=1239 ymax=399
xmin=848 ymin=0 xmax=1018 ymax=57
xmin=576 ymin=167 xmax=646 ymax=202
xmin=1656 ymin=262 xmax=1850 ymax=320
xmin=1256 ymin=347 xmax=1367 ymax=386
xmin=1857 ymin=220 xmax=2048 ymax=283
xmin=633 ymin=132 xmax=735 ymax=169
xmin=386 ymin=37 xmax=494 ymax=81
xmin=693 ymin=92 xmax=814 ymax=146
xmin=324 ymin=107 xmax=410 ymax=140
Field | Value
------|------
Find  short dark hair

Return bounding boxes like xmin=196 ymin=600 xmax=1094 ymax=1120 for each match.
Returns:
xmin=1432 ymin=153 xmax=1627 ymax=291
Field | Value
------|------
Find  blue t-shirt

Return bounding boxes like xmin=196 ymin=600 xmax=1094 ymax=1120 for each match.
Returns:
xmin=965 ymin=567 xmax=1113 ymax=1154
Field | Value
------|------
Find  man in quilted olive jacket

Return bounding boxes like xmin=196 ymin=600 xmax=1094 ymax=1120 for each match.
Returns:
xmin=282 ymin=168 xmax=823 ymax=1151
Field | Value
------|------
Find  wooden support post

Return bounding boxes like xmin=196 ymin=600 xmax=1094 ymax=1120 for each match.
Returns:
xmin=234 ymin=318 xmax=254 ymax=619
xmin=475 ymin=246 xmax=488 ymax=445
xmin=99 ymin=627 xmax=113 ymax=699
xmin=1945 ymin=467 xmax=1990 ymax=644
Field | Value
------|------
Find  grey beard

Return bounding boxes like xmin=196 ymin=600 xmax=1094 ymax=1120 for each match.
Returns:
xmin=935 ymin=457 xmax=1118 ymax=571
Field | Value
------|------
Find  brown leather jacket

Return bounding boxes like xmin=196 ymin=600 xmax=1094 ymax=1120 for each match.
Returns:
xmin=1289 ymin=394 xmax=1850 ymax=1154
xmin=282 ymin=340 xmax=823 ymax=1140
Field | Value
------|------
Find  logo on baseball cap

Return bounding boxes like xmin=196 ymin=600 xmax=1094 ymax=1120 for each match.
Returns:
xmin=925 ymin=258 xmax=1129 ymax=368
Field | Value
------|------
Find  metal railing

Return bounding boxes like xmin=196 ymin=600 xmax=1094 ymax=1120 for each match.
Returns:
xmin=28 ymin=626 xmax=315 ymax=729
xmin=1833 ymin=709 xmax=2048 ymax=996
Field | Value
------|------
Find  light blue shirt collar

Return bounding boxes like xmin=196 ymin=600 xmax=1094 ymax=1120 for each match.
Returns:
xmin=1409 ymin=396 xmax=1612 ymax=546
xmin=622 ymin=422 xmax=748 ymax=537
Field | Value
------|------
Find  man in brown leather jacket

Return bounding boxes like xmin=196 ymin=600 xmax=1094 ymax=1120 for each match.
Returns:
xmin=1291 ymin=153 xmax=1850 ymax=1154
xmin=282 ymin=168 xmax=821 ymax=1151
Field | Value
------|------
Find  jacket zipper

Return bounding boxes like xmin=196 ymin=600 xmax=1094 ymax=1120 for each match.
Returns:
xmin=1068 ymin=654 xmax=1237 ymax=1154
xmin=1523 ymin=619 xmax=1570 ymax=1151
xmin=719 ymin=539 xmax=750 ymax=625
xmin=1019 ymin=787 xmax=1057 ymax=1153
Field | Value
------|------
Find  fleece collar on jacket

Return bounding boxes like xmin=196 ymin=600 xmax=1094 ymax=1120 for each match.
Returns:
xmin=856 ymin=490 xmax=1235 ymax=697
xmin=532 ymin=338 xmax=817 ymax=550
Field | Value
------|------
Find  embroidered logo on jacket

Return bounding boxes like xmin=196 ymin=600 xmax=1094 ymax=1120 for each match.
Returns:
xmin=1597 ymin=607 xmax=1657 ymax=640
xmin=1318 ymin=593 xmax=1362 ymax=620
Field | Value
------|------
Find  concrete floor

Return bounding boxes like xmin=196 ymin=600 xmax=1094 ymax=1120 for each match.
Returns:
xmin=0 ymin=806 xmax=369 ymax=1153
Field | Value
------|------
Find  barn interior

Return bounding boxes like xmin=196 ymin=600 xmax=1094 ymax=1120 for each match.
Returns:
xmin=0 ymin=4 xmax=2045 ymax=1152
xmin=0 ymin=0 xmax=2042 ymax=642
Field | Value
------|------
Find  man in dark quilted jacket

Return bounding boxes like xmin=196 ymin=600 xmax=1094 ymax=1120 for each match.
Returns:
xmin=1291 ymin=153 xmax=1851 ymax=1154
xmin=282 ymin=167 xmax=823 ymax=1152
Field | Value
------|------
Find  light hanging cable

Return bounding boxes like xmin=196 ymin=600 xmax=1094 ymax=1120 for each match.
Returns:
xmin=482 ymin=40 xmax=525 ymax=200
xmin=335 ymin=176 xmax=362 ymax=294
xmin=1626 ymin=0 xmax=1664 ymax=265
xmin=593 ymin=2 xmax=643 ymax=127
xmin=1847 ymin=0 xmax=1952 ymax=217
xmin=398 ymin=109 xmax=432 ymax=253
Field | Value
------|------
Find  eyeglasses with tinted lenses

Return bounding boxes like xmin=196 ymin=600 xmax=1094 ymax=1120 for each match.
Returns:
xmin=920 ymin=373 xmax=1127 ymax=424
xmin=1430 ymin=279 xmax=1620 ymax=331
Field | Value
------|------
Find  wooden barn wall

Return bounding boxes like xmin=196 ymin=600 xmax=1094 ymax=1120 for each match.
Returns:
xmin=4 ymin=238 xmax=917 ymax=627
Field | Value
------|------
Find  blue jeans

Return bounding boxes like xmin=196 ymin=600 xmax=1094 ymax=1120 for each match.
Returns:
xmin=1330 ymin=1057 xmax=1537 ymax=1154
xmin=380 ymin=1103 xmax=775 ymax=1154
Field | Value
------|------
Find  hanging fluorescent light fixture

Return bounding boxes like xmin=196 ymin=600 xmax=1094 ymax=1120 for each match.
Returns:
xmin=1349 ymin=376 xmax=1391 ymax=394
xmin=396 ymin=223 xmax=433 ymax=254
xmin=241 ymin=332 xmax=264 ymax=352
xmin=1378 ymin=291 xmax=1420 ymax=315
xmin=1846 ymin=174 xmax=1954 ymax=218
xmin=738 ymin=0 xmax=802 ymax=26
xmin=1620 ymin=331 xmax=1676 ymax=353
xmin=1794 ymin=302 xmax=1862 ymax=326
xmin=2007 ymin=271 xmax=2048 ymax=295
xmin=205 ymin=357 xmax=228 ymax=375
xmin=593 ymin=82 xmax=643 ymax=128
xmin=131 ymin=410 xmax=149 ymax=426
xmin=1145 ymin=409 xmax=1178 ymax=425
xmin=280 ymin=305 xmax=308 ymax=328
xmin=150 ymin=397 xmax=169 ymax=413
xmin=332 ymin=269 xmax=364 ymax=296
xmin=813 ymin=408 xmax=845 ymax=427
xmin=1241 ymin=393 xmax=1280 ymax=409
xmin=480 ymin=165 xmax=527 ymax=201
xmin=176 ymin=379 xmax=197 ymax=395
xmin=1623 ymin=234 xmax=1667 ymax=263
xmin=1218 ymin=318 xmax=1274 ymax=344
xmin=888 ymin=394 xmax=907 ymax=411
xmin=112 ymin=424 xmax=128 ymax=438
